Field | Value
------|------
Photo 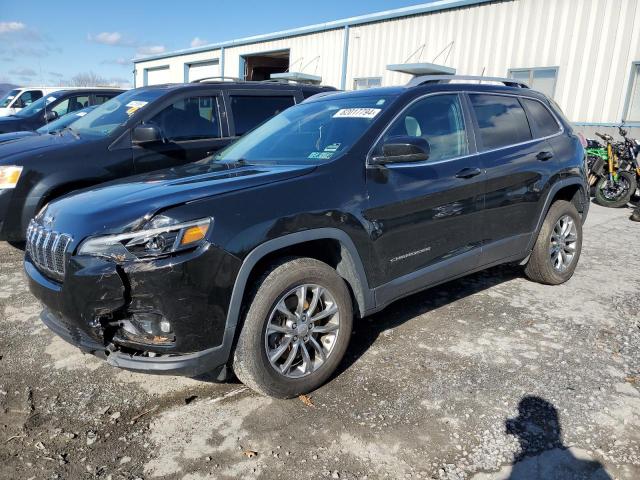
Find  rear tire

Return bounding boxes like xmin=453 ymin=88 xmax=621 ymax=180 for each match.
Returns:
xmin=525 ymin=200 xmax=582 ymax=285
xmin=233 ymin=257 xmax=353 ymax=398
xmin=594 ymin=171 xmax=636 ymax=208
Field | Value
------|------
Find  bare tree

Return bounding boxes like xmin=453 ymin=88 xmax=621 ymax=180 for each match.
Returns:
xmin=70 ymin=71 xmax=109 ymax=87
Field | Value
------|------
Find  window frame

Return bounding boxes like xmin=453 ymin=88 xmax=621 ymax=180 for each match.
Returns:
xmin=222 ymin=89 xmax=302 ymax=137
xmin=366 ymin=92 xmax=478 ymax=168
xmin=14 ymin=90 xmax=43 ymax=108
xmin=622 ymin=61 xmax=640 ymax=125
xmin=508 ymin=66 xmax=559 ymax=98
xmin=465 ymin=92 xmax=564 ymax=153
xmin=353 ymin=77 xmax=383 ymax=91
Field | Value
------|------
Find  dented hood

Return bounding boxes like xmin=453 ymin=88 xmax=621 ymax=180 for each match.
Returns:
xmin=40 ymin=160 xmax=316 ymax=238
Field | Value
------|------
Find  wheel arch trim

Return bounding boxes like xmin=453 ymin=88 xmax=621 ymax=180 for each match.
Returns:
xmin=528 ymin=177 xmax=588 ymax=251
xmin=225 ymin=228 xmax=373 ymax=332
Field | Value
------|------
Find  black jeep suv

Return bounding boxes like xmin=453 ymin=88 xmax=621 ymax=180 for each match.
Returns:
xmin=0 ymin=81 xmax=333 ymax=241
xmin=26 ymin=76 xmax=589 ymax=398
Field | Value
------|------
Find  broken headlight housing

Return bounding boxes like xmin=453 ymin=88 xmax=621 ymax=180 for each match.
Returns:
xmin=77 ymin=216 xmax=211 ymax=260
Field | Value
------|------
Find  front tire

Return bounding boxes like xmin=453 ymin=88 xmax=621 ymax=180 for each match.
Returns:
xmin=594 ymin=171 xmax=636 ymax=208
xmin=525 ymin=200 xmax=583 ymax=285
xmin=233 ymin=257 xmax=353 ymax=398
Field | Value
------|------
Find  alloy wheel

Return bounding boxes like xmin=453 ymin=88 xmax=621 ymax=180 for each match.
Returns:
xmin=265 ymin=284 xmax=340 ymax=379
xmin=549 ymin=215 xmax=578 ymax=272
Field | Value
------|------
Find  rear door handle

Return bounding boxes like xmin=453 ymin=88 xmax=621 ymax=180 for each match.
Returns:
xmin=537 ymin=151 xmax=554 ymax=161
xmin=455 ymin=167 xmax=482 ymax=179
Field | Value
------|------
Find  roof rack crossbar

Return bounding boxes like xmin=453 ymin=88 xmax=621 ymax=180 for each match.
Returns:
xmin=190 ymin=76 xmax=243 ymax=83
xmin=406 ymin=75 xmax=529 ymax=89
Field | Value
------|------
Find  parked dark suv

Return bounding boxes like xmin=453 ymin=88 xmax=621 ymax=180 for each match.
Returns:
xmin=0 ymin=81 xmax=334 ymax=241
xmin=26 ymin=75 xmax=589 ymax=398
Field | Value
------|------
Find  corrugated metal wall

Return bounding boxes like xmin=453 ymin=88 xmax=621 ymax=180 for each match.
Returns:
xmin=223 ymin=29 xmax=344 ymax=88
xmin=134 ymin=0 xmax=640 ymax=124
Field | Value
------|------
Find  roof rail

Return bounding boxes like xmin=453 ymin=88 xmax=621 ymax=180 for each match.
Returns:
xmin=190 ymin=76 xmax=243 ymax=83
xmin=406 ymin=75 xmax=529 ymax=89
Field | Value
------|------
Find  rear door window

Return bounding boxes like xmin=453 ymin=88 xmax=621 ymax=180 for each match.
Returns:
xmin=94 ymin=93 xmax=118 ymax=105
xmin=52 ymin=95 xmax=90 ymax=116
xmin=230 ymin=95 xmax=295 ymax=135
xmin=521 ymin=98 xmax=561 ymax=138
xmin=469 ymin=94 xmax=532 ymax=150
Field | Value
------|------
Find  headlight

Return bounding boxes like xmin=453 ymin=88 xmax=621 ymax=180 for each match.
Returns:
xmin=78 ymin=217 xmax=211 ymax=260
xmin=0 ymin=165 xmax=23 ymax=189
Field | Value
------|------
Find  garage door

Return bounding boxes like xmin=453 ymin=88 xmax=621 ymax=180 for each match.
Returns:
xmin=145 ymin=67 xmax=171 ymax=86
xmin=187 ymin=61 xmax=220 ymax=82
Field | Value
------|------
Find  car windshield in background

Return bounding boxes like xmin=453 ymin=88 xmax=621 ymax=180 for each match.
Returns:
xmin=213 ymin=95 xmax=393 ymax=164
xmin=14 ymin=94 xmax=60 ymax=118
xmin=36 ymin=106 xmax=96 ymax=134
xmin=71 ymin=89 xmax=165 ymax=138
xmin=0 ymin=89 xmax=20 ymax=108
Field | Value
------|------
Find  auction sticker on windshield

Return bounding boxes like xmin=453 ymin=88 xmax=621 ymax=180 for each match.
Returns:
xmin=333 ymin=108 xmax=381 ymax=119
xmin=126 ymin=100 xmax=148 ymax=116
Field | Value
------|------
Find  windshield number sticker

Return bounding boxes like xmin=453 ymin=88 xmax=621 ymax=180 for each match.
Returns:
xmin=333 ymin=108 xmax=381 ymax=119
xmin=46 ymin=96 xmax=56 ymax=104
xmin=308 ymin=151 xmax=335 ymax=160
xmin=125 ymin=100 xmax=149 ymax=116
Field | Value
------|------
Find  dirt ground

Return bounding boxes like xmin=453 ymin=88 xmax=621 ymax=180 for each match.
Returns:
xmin=1 ymin=203 xmax=639 ymax=480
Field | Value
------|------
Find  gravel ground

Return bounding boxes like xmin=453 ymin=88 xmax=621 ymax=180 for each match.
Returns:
xmin=1 ymin=203 xmax=639 ymax=480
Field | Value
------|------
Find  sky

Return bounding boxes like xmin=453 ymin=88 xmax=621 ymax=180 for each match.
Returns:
xmin=1 ymin=0 xmax=433 ymax=88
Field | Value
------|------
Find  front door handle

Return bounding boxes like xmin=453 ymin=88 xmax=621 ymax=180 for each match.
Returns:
xmin=455 ymin=167 xmax=482 ymax=179
xmin=537 ymin=151 xmax=554 ymax=161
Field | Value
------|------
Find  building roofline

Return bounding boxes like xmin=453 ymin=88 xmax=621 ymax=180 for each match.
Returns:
xmin=133 ymin=0 xmax=495 ymax=64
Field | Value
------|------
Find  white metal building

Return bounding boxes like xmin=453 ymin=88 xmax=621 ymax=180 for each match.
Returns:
xmin=133 ymin=0 xmax=640 ymax=133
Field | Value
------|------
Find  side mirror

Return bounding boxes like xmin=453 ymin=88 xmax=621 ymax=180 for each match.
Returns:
xmin=372 ymin=136 xmax=430 ymax=165
xmin=132 ymin=123 xmax=162 ymax=144
xmin=43 ymin=110 xmax=58 ymax=122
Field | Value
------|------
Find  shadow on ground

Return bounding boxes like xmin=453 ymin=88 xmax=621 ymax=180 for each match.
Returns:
xmin=500 ymin=396 xmax=612 ymax=479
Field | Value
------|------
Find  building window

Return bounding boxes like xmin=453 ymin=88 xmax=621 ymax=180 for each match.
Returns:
xmin=508 ymin=67 xmax=558 ymax=98
xmin=625 ymin=62 xmax=640 ymax=122
xmin=353 ymin=77 xmax=382 ymax=90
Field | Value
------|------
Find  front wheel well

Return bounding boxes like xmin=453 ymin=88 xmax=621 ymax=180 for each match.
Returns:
xmin=242 ymin=238 xmax=367 ymax=319
xmin=38 ymin=181 xmax=99 ymax=211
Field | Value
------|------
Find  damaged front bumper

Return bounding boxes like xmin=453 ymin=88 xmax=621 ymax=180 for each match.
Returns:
xmin=25 ymin=244 xmax=241 ymax=378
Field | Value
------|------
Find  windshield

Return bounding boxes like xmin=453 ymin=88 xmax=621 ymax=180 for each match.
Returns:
xmin=36 ymin=106 xmax=96 ymax=134
xmin=71 ymin=89 xmax=165 ymax=138
xmin=0 ymin=89 xmax=20 ymax=108
xmin=14 ymin=93 xmax=60 ymax=118
xmin=214 ymin=95 xmax=393 ymax=164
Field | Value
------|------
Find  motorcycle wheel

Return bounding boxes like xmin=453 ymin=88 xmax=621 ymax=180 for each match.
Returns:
xmin=594 ymin=171 xmax=637 ymax=208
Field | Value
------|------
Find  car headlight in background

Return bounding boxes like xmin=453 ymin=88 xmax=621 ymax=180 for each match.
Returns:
xmin=78 ymin=216 xmax=211 ymax=260
xmin=0 ymin=166 xmax=23 ymax=189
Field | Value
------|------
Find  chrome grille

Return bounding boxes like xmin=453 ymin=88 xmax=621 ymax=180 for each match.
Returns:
xmin=26 ymin=219 xmax=72 ymax=281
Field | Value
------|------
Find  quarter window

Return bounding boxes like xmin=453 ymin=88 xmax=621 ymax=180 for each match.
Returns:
xmin=469 ymin=94 xmax=532 ymax=150
xmin=382 ymin=94 xmax=468 ymax=162
xmin=521 ymin=98 xmax=560 ymax=138
xmin=148 ymin=96 xmax=220 ymax=141
xmin=508 ymin=67 xmax=558 ymax=98
xmin=230 ymin=95 xmax=295 ymax=135
xmin=354 ymin=77 xmax=382 ymax=90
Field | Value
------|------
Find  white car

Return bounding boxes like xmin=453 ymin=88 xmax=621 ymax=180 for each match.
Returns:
xmin=0 ymin=87 xmax=64 ymax=117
